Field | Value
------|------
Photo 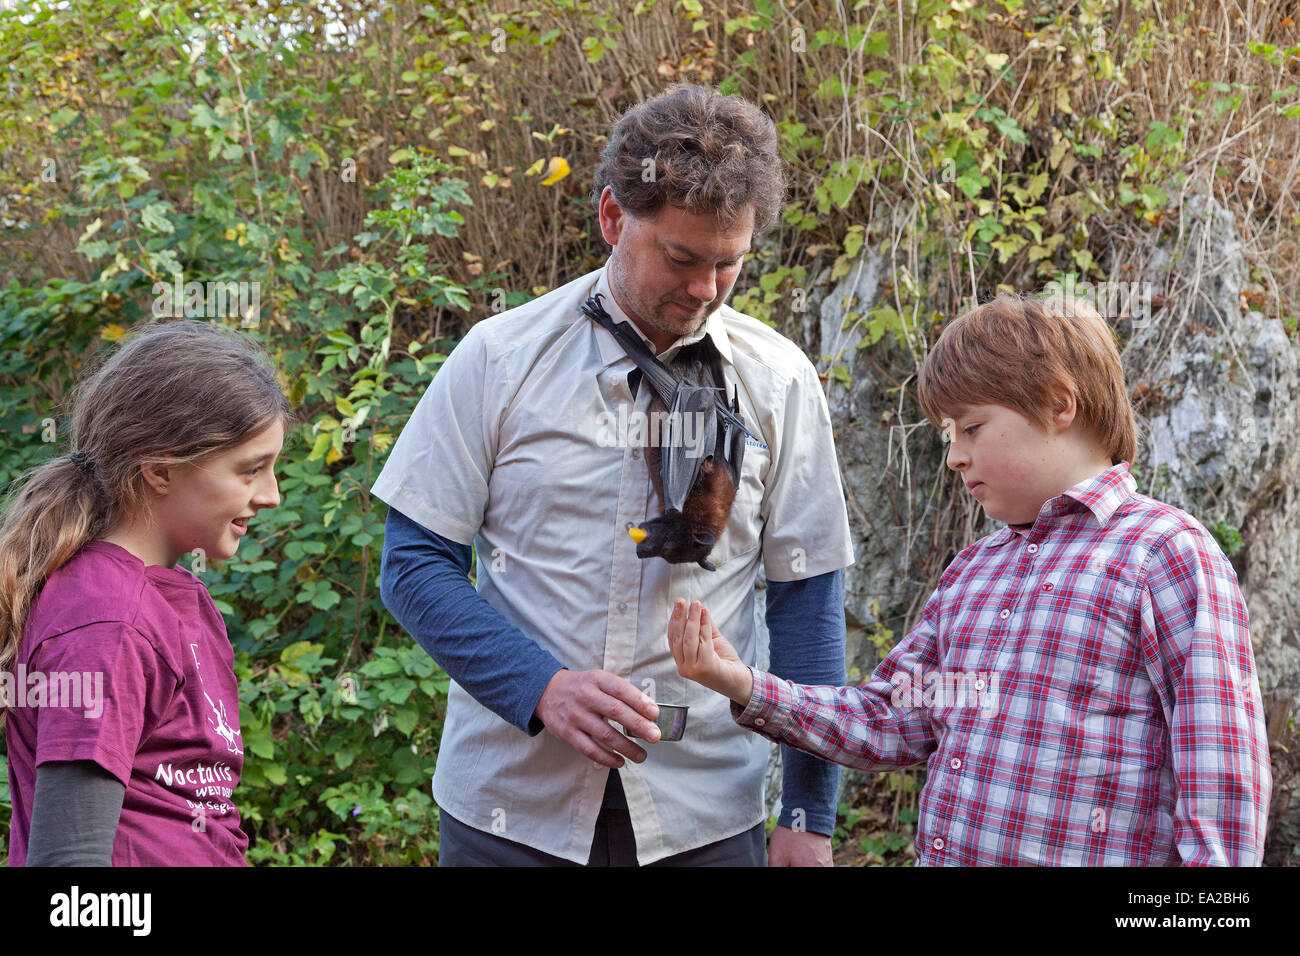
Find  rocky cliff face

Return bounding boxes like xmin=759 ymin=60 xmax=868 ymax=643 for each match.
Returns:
xmin=756 ymin=192 xmax=1298 ymax=861
xmin=1124 ymin=194 xmax=1299 ymax=709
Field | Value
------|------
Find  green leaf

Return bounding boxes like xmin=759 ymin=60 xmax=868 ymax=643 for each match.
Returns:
xmin=393 ymin=703 xmax=418 ymax=736
xmin=309 ymin=586 xmax=341 ymax=610
xmin=955 ymin=169 xmax=986 ymax=198
xmin=139 ymin=201 xmax=174 ymax=234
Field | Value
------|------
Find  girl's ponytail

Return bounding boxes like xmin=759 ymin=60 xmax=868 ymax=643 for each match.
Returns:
xmin=0 ymin=453 xmax=111 ymax=692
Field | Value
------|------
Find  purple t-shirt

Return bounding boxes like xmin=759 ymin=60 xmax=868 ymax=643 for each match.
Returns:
xmin=5 ymin=540 xmax=249 ymax=866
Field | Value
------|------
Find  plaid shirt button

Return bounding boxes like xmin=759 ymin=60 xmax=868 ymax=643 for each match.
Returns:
xmin=950 ymin=758 xmax=961 ymax=769
xmin=933 ymin=838 xmax=944 ymax=850
xmin=998 ymin=609 xmax=1010 ymax=619
xmin=1027 ymin=544 xmax=1038 ymax=553
xmin=755 ymin=718 xmax=765 ymax=727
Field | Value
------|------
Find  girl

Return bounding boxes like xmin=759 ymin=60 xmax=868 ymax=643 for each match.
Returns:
xmin=0 ymin=319 xmax=294 ymax=865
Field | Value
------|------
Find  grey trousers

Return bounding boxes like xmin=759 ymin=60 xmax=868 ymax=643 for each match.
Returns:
xmin=437 ymin=771 xmax=767 ymax=867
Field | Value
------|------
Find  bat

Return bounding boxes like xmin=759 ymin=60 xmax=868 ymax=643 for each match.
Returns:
xmin=581 ymin=293 xmax=750 ymax=570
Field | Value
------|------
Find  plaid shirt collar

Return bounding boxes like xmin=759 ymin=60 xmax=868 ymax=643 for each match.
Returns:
xmin=987 ymin=461 xmax=1137 ymax=549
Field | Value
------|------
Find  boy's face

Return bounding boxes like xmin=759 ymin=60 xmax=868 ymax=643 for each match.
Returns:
xmin=943 ymin=402 xmax=1077 ymax=526
xmin=597 ymin=186 xmax=752 ymax=354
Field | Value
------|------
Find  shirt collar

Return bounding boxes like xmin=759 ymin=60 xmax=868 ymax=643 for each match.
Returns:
xmin=986 ymin=461 xmax=1137 ymax=548
xmin=588 ymin=266 xmax=734 ymax=369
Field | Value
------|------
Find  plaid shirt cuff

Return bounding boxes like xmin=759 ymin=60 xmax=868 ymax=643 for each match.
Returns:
xmin=730 ymin=666 xmax=793 ymax=740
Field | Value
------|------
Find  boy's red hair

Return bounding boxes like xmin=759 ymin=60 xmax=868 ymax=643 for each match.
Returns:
xmin=917 ymin=292 xmax=1137 ymax=465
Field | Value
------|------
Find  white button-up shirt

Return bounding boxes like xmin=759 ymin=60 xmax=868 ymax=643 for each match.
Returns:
xmin=371 ymin=264 xmax=854 ymax=864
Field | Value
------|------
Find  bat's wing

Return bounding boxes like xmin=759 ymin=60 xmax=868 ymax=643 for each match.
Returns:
xmin=661 ymin=382 xmax=717 ymax=513
xmin=716 ymin=384 xmax=747 ymax=489
xmin=580 ymin=294 xmax=679 ymax=409
xmin=704 ymin=351 xmax=746 ymax=490
xmin=582 ymin=292 xmax=753 ymax=503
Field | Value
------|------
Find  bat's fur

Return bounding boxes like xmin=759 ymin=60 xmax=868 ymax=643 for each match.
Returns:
xmin=632 ymin=339 xmax=737 ymax=571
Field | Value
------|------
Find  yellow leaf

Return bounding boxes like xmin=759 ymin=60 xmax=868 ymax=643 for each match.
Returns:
xmin=478 ymin=119 xmax=496 ymax=132
xmin=325 ymin=445 xmax=342 ymax=465
xmin=984 ymin=53 xmax=1009 ymax=70
xmin=540 ymin=156 xmax=571 ymax=185
xmin=100 ymin=323 xmax=128 ymax=342
xmin=308 ymin=431 xmax=332 ymax=461
xmin=524 ymin=158 xmax=545 ymax=176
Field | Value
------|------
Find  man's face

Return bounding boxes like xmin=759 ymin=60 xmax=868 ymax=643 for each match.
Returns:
xmin=598 ymin=186 xmax=753 ymax=353
xmin=942 ymin=402 xmax=1064 ymax=525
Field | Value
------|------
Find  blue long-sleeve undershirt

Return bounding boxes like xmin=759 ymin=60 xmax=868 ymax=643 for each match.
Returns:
xmin=379 ymin=505 xmax=844 ymax=836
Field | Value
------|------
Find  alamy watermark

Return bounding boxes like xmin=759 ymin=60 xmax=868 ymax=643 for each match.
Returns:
xmin=0 ymin=664 xmax=104 ymax=718
xmin=595 ymin=407 xmax=714 ymax=458
xmin=1043 ymin=276 xmax=1156 ymax=329
xmin=152 ymin=271 xmax=261 ymax=326
xmin=890 ymin=666 xmax=1000 ymax=715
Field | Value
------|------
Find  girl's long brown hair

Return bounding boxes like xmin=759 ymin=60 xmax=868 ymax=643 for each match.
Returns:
xmin=0 ymin=320 xmax=296 ymax=725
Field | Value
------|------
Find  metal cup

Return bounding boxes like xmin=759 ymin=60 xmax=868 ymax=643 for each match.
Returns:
xmin=623 ymin=703 xmax=688 ymax=742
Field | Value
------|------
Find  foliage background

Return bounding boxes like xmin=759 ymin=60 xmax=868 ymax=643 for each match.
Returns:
xmin=1 ymin=0 xmax=1296 ymax=865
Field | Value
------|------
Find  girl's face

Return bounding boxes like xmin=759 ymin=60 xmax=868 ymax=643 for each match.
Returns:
xmin=153 ymin=419 xmax=284 ymax=567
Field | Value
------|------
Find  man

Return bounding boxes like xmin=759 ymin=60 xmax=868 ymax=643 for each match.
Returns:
xmin=373 ymin=83 xmax=855 ymax=866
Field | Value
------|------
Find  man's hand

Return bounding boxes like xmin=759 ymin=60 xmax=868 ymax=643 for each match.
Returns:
xmin=667 ymin=599 xmax=753 ymax=706
xmin=534 ymin=669 xmax=661 ymax=767
xmin=768 ymin=826 xmax=834 ymax=867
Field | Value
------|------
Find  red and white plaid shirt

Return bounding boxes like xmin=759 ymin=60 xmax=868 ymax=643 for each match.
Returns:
xmin=733 ymin=462 xmax=1271 ymax=865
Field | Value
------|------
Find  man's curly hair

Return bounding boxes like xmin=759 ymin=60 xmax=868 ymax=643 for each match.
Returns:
xmin=590 ymin=83 xmax=789 ymax=234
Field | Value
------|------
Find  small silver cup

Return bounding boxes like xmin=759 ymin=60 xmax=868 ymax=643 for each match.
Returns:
xmin=623 ymin=703 xmax=688 ymax=742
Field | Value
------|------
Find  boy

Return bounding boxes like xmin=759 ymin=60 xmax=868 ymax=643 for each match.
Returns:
xmin=669 ymin=292 xmax=1272 ymax=865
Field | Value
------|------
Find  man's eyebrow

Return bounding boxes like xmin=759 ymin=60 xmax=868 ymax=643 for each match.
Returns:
xmin=664 ymin=240 xmax=751 ymax=261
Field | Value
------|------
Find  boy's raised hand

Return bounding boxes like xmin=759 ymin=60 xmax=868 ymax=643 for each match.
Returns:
xmin=667 ymin=599 xmax=754 ymax=707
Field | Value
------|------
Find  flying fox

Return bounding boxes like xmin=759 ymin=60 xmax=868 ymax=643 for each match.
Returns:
xmin=581 ymin=293 xmax=748 ymax=571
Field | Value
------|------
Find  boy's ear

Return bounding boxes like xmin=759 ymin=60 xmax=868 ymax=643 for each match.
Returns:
xmin=1050 ymin=388 xmax=1078 ymax=431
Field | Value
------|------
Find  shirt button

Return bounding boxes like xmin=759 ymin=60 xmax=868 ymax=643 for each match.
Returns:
xmin=933 ymin=838 xmax=945 ymax=850
xmin=1043 ymin=582 xmax=1054 ymax=591
xmin=999 ymin=609 xmax=1010 ymax=620
xmin=950 ymin=758 xmax=961 ymax=770
xmin=755 ymin=718 xmax=766 ymax=727
xmin=617 ymin=601 xmax=628 ymax=612
xmin=1027 ymin=543 xmax=1038 ymax=554
xmin=631 ymin=449 xmax=640 ymax=459
xmin=974 ymin=679 xmax=985 ymax=690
